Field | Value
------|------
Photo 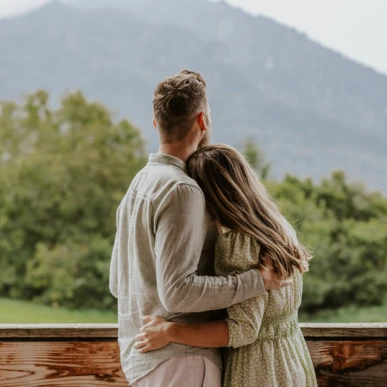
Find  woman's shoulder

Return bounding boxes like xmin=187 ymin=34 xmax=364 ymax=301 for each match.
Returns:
xmin=215 ymin=230 xmax=261 ymax=274
xmin=217 ymin=229 xmax=259 ymax=246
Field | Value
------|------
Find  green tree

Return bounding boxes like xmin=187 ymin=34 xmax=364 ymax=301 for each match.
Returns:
xmin=242 ymin=137 xmax=271 ymax=179
xmin=0 ymin=90 xmax=147 ymax=308
xmin=270 ymin=172 xmax=387 ymax=313
xmin=1 ymin=92 xmax=387 ymax=315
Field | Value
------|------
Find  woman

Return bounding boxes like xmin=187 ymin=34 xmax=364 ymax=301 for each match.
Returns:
xmin=134 ymin=144 xmax=317 ymax=387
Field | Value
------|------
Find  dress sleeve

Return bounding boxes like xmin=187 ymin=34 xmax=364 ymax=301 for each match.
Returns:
xmin=214 ymin=232 xmax=268 ymax=348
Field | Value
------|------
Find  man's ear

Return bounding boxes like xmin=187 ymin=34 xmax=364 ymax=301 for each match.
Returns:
xmin=198 ymin=111 xmax=208 ymax=132
xmin=153 ymin=119 xmax=157 ymax=130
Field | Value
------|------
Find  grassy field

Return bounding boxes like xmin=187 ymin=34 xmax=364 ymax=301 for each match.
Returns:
xmin=299 ymin=304 xmax=387 ymax=323
xmin=1 ymin=297 xmax=386 ymax=324
xmin=0 ymin=298 xmax=117 ymax=323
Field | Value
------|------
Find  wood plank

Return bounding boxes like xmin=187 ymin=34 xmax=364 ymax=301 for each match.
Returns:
xmin=0 ymin=324 xmax=118 ymax=339
xmin=300 ymin=323 xmax=387 ymax=339
xmin=1 ymin=323 xmax=386 ymax=339
xmin=1 ymin=338 xmax=386 ymax=386
xmin=0 ymin=341 xmax=128 ymax=387
xmin=307 ymin=340 xmax=387 ymax=387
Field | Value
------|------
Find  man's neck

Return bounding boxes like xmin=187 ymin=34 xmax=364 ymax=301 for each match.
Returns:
xmin=158 ymin=143 xmax=197 ymax=163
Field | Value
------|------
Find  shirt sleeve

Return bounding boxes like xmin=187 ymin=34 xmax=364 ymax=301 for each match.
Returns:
xmin=109 ymin=203 xmax=122 ymax=299
xmin=109 ymin=231 xmax=119 ymax=299
xmin=154 ymin=183 xmax=266 ymax=314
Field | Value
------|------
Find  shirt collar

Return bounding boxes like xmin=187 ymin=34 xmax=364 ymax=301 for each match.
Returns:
xmin=148 ymin=153 xmax=187 ymax=173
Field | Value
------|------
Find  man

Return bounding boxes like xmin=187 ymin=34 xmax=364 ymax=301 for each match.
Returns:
xmin=109 ymin=69 xmax=289 ymax=386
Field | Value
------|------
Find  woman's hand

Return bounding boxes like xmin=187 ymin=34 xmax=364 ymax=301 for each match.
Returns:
xmin=133 ymin=316 xmax=174 ymax=353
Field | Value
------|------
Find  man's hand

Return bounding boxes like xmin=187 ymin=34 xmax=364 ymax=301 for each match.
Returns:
xmin=259 ymin=261 xmax=292 ymax=290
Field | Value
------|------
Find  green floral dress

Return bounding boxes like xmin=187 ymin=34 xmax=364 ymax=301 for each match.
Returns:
xmin=215 ymin=231 xmax=317 ymax=387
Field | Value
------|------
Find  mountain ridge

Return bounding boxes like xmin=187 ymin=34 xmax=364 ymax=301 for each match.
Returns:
xmin=0 ymin=0 xmax=386 ymax=192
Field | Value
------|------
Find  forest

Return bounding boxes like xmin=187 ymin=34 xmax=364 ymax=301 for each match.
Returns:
xmin=1 ymin=91 xmax=386 ymax=318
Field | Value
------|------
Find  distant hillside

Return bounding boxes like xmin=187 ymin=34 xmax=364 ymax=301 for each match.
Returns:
xmin=1 ymin=0 xmax=386 ymax=191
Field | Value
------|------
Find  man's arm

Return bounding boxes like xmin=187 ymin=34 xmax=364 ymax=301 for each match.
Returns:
xmin=109 ymin=203 xmax=122 ymax=299
xmin=154 ymin=183 xmax=266 ymax=314
xmin=109 ymin=231 xmax=119 ymax=299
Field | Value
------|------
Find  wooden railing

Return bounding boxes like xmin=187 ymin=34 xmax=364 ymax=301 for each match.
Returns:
xmin=1 ymin=323 xmax=386 ymax=386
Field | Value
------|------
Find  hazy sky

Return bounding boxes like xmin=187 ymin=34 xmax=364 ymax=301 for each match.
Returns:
xmin=1 ymin=0 xmax=386 ymax=74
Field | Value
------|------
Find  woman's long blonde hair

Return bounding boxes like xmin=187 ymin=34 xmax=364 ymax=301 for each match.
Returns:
xmin=187 ymin=144 xmax=311 ymax=279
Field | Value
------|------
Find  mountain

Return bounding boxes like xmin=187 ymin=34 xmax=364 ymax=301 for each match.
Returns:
xmin=1 ymin=0 xmax=386 ymax=192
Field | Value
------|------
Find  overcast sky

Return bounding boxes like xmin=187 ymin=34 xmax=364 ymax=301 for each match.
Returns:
xmin=1 ymin=0 xmax=386 ymax=74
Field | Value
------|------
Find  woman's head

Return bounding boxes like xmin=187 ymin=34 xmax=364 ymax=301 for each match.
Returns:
xmin=187 ymin=144 xmax=311 ymax=279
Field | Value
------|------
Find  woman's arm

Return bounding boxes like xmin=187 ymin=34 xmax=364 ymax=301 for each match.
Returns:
xmin=226 ymin=294 xmax=267 ymax=347
xmin=170 ymin=320 xmax=230 ymax=348
xmin=134 ymin=288 xmax=267 ymax=353
xmin=134 ymin=316 xmax=229 ymax=353
xmin=215 ymin=233 xmax=268 ymax=348
xmin=135 ymin=235 xmax=271 ymax=353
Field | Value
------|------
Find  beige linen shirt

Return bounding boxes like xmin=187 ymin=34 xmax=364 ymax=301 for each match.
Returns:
xmin=109 ymin=153 xmax=266 ymax=385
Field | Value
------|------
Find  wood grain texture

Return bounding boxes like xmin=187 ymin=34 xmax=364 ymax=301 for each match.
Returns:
xmin=0 ymin=324 xmax=118 ymax=339
xmin=1 ymin=323 xmax=386 ymax=339
xmin=1 ymin=325 xmax=387 ymax=386
xmin=307 ymin=340 xmax=387 ymax=387
xmin=300 ymin=323 xmax=387 ymax=339
xmin=0 ymin=341 xmax=128 ymax=387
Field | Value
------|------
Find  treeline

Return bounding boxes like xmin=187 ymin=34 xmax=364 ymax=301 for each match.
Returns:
xmin=1 ymin=91 xmax=386 ymax=313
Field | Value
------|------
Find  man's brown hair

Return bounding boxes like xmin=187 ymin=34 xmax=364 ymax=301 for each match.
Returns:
xmin=153 ymin=69 xmax=208 ymax=143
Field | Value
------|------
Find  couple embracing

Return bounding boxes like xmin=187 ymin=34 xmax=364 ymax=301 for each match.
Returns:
xmin=109 ymin=70 xmax=318 ymax=387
